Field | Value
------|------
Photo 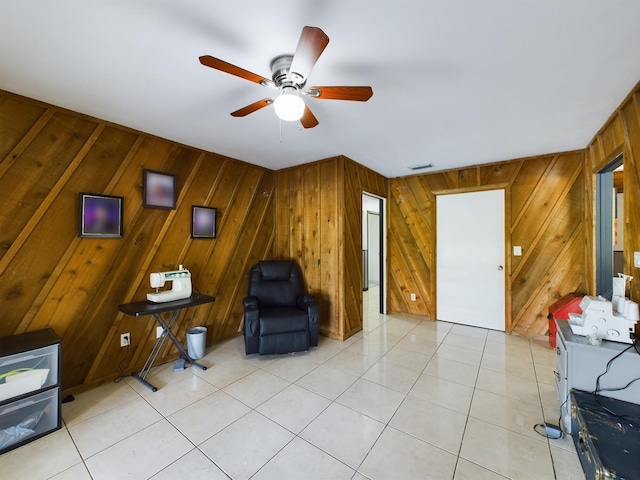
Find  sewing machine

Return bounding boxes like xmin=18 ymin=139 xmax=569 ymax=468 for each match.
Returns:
xmin=147 ymin=266 xmax=192 ymax=303
xmin=568 ymin=295 xmax=637 ymax=344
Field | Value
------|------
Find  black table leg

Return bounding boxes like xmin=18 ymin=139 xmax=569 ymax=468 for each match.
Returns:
xmin=132 ymin=310 xmax=206 ymax=392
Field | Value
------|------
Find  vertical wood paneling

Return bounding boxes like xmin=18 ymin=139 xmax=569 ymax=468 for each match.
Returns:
xmin=274 ymin=170 xmax=291 ymax=259
xmin=621 ymin=93 xmax=640 ymax=302
xmin=586 ymin=82 xmax=640 ymax=304
xmin=274 ymin=156 xmax=387 ymax=340
xmin=0 ymin=90 xmax=275 ymax=394
xmin=303 ymin=163 xmax=321 ymax=290
xmin=275 ymin=158 xmax=345 ymax=339
xmin=457 ymin=167 xmax=479 ymax=188
xmin=319 ymin=160 xmax=340 ymax=336
xmin=290 ymin=167 xmax=305 ymax=264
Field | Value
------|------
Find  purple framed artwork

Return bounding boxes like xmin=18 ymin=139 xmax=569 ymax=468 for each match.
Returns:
xmin=78 ymin=193 xmax=123 ymax=238
xmin=191 ymin=206 xmax=217 ymax=238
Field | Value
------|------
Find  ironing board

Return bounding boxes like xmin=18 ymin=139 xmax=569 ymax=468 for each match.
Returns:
xmin=118 ymin=293 xmax=215 ymax=392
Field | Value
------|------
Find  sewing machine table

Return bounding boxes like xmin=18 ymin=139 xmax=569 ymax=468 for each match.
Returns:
xmin=118 ymin=293 xmax=215 ymax=392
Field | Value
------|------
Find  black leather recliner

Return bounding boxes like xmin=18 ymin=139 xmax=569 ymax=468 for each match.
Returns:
xmin=243 ymin=260 xmax=320 ymax=355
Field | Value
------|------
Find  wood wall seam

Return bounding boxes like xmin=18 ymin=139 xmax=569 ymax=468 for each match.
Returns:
xmin=0 ymin=107 xmax=56 ymax=178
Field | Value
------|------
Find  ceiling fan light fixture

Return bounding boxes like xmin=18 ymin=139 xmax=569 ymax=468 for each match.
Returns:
xmin=273 ymin=87 xmax=305 ymax=121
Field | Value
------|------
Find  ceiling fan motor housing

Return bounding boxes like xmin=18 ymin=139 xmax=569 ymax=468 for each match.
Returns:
xmin=270 ymin=55 xmax=304 ymax=88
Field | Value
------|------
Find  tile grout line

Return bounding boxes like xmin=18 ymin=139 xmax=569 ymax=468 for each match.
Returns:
xmin=53 ymin=309 xmax=562 ymax=480
xmin=449 ymin=328 xmax=488 ymax=480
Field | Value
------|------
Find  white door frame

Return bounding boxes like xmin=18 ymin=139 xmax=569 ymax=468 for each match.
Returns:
xmin=367 ymin=211 xmax=381 ymax=285
xmin=435 ymin=188 xmax=507 ymax=331
xmin=363 ymin=192 xmax=387 ymax=314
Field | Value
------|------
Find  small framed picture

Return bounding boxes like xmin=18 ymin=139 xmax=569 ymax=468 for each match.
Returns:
xmin=78 ymin=193 xmax=124 ymax=238
xmin=191 ymin=206 xmax=217 ymax=238
xmin=143 ymin=169 xmax=176 ymax=209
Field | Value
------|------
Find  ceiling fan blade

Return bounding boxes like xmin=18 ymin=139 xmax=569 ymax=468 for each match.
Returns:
xmin=230 ymin=98 xmax=272 ymax=117
xmin=308 ymin=86 xmax=373 ymax=101
xmin=300 ymin=105 xmax=319 ymax=129
xmin=199 ymin=55 xmax=274 ymax=87
xmin=289 ymin=26 xmax=330 ymax=82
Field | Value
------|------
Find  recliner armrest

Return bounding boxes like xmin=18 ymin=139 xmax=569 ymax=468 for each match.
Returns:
xmin=297 ymin=294 xmax=320 ymax=347
xmin=243 ymin=296 xmax=260 ymax=354
xmin=297 ymin=294 xmax=317 ymax=309
xmin=243 ymin=296 xmax=259 ymax=308
xmin=297 ymin=295 xmax=319 ymax=322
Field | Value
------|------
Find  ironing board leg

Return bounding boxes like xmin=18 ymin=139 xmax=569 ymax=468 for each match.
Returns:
xmin=132 ymin=310 xmax=206 ymax=392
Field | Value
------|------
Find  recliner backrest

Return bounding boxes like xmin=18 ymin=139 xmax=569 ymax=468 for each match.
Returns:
xmin=248 ymin=260 xmax=303 ymax=307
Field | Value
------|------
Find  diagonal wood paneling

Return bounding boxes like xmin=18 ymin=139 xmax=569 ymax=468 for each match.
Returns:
xmin=342 ymin=159 xmax=365 ymax=338
xmin=388 ymin=177 xmax=433 ymax=315
xmin=510 ymin=168 xmax=586 ymax=335
xmin=5 ymin=76 xmax=640 ymax=394
xmin=388 ymin=151 xmax=586 ymax=337
xmin=0 ymin=90 xmax=275 ymax=394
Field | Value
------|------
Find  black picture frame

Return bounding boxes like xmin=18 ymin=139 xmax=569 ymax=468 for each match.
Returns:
xmin=78 ymin=193 xmax=124 ymax=238
xmin=191 ymin=206 xmax=217 ymax=238
xmin=143 ymin=169 xmax=176 ymax=209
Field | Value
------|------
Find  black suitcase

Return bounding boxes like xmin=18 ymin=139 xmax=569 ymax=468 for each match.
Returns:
xmin=571 ymin=389 xmax=640 ymax=480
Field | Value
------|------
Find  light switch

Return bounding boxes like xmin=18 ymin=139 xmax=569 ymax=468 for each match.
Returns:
xmin=513 ymin=246 xmax=522 ymax=256
xmin=634 ymin=252 xmax=640 ymax=268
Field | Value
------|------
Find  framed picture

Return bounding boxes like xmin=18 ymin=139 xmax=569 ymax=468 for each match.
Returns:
xmin=143 ymin=169 xmax=176 ymax=209
xmin=191 ymin=206 xmax=217 ymax=238
xmin=78 ymin=193 xmax=124 ymax=238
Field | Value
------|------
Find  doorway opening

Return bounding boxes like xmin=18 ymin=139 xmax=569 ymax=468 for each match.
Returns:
xmin=595 ymin=153 xmax=623 ymax=299
xmin=362 ymin=193 xmax=386 ymax=314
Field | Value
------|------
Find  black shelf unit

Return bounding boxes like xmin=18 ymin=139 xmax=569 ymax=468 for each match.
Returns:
xmin=0 ymin=328 xmax=61 ymax=455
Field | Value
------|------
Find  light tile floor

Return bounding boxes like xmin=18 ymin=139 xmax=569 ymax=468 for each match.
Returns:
xmin=1 ymin=288 xmax=585 ymax=479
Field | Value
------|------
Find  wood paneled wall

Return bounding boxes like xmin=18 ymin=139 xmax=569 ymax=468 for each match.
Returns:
xmin=274 ymin=156 xmax=387 ymax=340
xmin=586 ymin=81 xmax=640 ymax=302
xmin=4 ymin=76 xmax=640 ymax=395
xmin=0 ymin=90 xmax=275 ymax=395
xmin=388 ymin=151 xmax=587 ymax=336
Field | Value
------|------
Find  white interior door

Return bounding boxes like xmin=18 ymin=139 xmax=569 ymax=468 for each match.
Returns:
xmin=436 ymin=189 xmax=505 ymax=331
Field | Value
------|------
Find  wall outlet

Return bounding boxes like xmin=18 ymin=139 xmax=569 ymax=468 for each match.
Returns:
xmin=410 ymin=293 xmax=416 ymax=301
xmin=513 ymin=245 xmax=522 ymax=256
xmin=156 ymin=326 xmax=164 ymax=338
xmin=634 ymin=251 xmax=640 ymax=268
xmin=120 ymin=333 xmax=130 ymax=347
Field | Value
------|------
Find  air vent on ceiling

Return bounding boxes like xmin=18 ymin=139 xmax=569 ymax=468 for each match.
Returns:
xmin=408 ymin=163 xmax=433 ymax=171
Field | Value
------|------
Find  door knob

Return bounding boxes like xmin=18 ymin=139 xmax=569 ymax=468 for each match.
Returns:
xmin=497 ymin=265 xmax=504 ymax=271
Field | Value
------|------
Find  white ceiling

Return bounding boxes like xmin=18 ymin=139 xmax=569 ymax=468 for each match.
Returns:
xmin=2 ymin=1 xmax=640 ymax=178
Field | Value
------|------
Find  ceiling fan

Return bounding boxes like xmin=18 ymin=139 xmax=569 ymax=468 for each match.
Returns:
xmin=199 ymin=26 xmax=373 ymax=128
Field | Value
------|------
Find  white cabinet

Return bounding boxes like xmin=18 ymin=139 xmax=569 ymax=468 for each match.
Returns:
xmin=555 ymin=320 xmax=640 ymax=433
xmin=0 ymin=328 xmax=61 ymax=454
